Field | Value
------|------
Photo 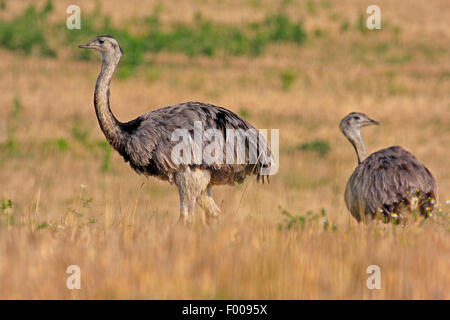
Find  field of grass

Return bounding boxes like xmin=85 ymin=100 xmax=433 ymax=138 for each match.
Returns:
xmin=0 ymin=0 xmax=449 ymax=299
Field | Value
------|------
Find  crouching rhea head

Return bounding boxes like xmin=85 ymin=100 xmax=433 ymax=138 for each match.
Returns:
xmin=339 ymin=112 xmax=379 ymax=164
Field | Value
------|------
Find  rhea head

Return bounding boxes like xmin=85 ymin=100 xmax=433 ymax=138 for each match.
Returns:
xmin=340 ymin=112 xmax=379 ymax=163
xmin=78 ymin=35 xmax=123 ymax=64
xmin=340 ymin=112 xmax=379 ymax=135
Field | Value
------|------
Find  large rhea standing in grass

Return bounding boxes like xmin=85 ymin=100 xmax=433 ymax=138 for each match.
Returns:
xmin=79 ymin=35 xmax=273 ymax=223
xmin=340 ymin=112 xmax=437 ymax=223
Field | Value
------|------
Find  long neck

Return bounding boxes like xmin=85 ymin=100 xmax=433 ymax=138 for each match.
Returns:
xmin=347 ymin=129 xmax=368 ymax=164
xmin=94 ymin=53 xmax=126 ymax=151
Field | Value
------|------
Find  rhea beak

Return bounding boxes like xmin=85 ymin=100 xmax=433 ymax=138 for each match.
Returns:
xmin=365 ymin=118 xmax=379 ymax=126
xmin=78 ymin=43 xmax=93 ymax=49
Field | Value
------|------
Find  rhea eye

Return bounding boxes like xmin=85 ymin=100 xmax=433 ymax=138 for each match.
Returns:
xmin=98 ymin=40 xmax=104 ymax=44
xmin=354 ymin=116 xmax=360 ymax=120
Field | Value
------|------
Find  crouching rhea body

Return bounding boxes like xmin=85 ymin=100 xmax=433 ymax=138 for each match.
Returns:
xmin=340 ymin=112 xmax=437 ymax=223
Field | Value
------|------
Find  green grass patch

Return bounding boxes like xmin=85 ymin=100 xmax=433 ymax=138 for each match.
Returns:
xmin=0 ymin=199 xmax=14 ymax=226
xmin=98 ymin=141 xmax=113 ymax=172
xmin=0 ymin=0 xmax=55 ymax=57
xmin=306 ymin=0 xmax=316 ymax=15
xmin=11 ymin=97 xmax=22 ymax=119
xmin=279 ymin=208 xmax=337 ymax=231
xmin=42 ymin=138 xmax=69 ymax=152
xmin=238 ymin=108 xmax=251 ymax=119
xmin=385 ymin=52 xmax=413 ymax=64
xmin=1 ymin=199 xmax=13 ymax=213
xmin=297 ymin=140 xmax=330 ymax=157
xmin=37 ymin=222 xmax=49 ymax=230
xmin=0 ymin=3 xmax=307 ymax=79
xmin=313 ymin=28 xmax=323 ymax=38
xmin=357 ymin=13 xmax=368 ymax=34
xmin=65 ymin=10 xmax=307 ymax=78
xmin=70 ymin=116 xmax=90 ymax=144
xmin=1 ymin=138 xmax=20 ymax=156
xmin=280 ymin=70 xmax=298 ymax=91
xmin=283 ymin=174 xmax=330 ymax=190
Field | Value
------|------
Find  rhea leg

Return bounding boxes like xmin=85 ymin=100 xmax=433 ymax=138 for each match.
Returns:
xmin=197 ymin=186 xmax=221 ymax=223
xmin=177 ymin=185 xmax=194 ymax=224
xmin=176 ymin=186 xmax=187 ymax=224
xmin=175 ymin=167 xmax=211 ymax=224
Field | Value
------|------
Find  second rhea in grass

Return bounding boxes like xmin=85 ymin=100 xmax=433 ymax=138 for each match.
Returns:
xmin=340 ymin=112 xmax=438 ymax=223
xmin=79 ymin=35 xmax=274 ymax=223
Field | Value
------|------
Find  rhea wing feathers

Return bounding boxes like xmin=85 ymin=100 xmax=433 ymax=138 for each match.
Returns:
xmin=120 ymin=101 xmax=272 ymax=184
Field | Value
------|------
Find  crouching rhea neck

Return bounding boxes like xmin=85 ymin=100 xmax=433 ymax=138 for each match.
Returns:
xmin=339 ymin=112 xmax=379 ymax=164
xmin=342 ymin=126 xmax=368 ymax=164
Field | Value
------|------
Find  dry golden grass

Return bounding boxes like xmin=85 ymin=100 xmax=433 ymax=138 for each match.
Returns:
xmin=0 ymin=0 xmax=449 ymax=299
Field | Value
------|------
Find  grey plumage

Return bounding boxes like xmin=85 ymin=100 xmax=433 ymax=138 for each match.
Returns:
xmin=121 ymin=101 xmax=270 ymax=185
xmin=340 ymin=112 xmax=438 ymax=223
xmin=79 ymin=35 xmax=272 ymax=223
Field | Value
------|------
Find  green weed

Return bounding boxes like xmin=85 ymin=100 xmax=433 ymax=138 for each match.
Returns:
xmin=65 ymin=10 xmax=307 ymax=78
xmin=297 ymin=140 xmax=330 ymax=157
xmin=98 ymin=141 xmax=113 ymax=172
xmin=0 ymin=0 xmax=55 ymax=57
xmin=37 ymin=222 xmax=48 ymax=230
xmin=280 ymin=70 xmax=297 ymax=91
xmin=238 ymin=108 xmax=251 ymax=119
xmin=42 ymin=138 xmax=69 ymax=152
xmin=71 ymin=117 xmax=90 ymax=144
xmin=279 ymin=208 xmax=336 ymax=231
xmin=1 ymin=199 xmax=13 ymax=213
